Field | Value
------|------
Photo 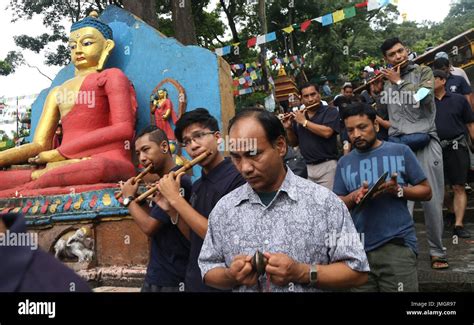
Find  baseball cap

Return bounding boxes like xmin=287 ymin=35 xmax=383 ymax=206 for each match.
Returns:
xmin=434 ymin=51 xmax=449 ymax=60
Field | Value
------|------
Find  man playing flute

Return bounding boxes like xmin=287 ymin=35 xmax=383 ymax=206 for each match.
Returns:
xmin=119 ymin=126 xmax=192 ymax=292
xmin=282 ymin=83 xmax=340 ymax=190
xmin=156 ymin=108 xmax=246 ymax=292
xmin=380 ymin=37 xmax=447 ymax=269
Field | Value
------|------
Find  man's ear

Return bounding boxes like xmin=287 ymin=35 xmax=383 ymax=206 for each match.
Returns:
xmin=160 ymin=141 xmax=170 ymax=154
xmin=374 ymin=120 xmax=380 ymax=133
xmin=276 ymin=136 xmax=287 ymax=158
xmin=214 ymin=131 xmax=222 ymax=144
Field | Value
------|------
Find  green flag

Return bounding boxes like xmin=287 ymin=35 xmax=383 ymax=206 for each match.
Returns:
xmin=343 ymin=6 xmax=356 ymax=19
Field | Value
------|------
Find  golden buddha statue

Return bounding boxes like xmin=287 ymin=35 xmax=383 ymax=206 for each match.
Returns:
xmin=277 ymin=65 xmax=287 ymax=77
xmin=0 ymin=11 xmax=137 ymax=196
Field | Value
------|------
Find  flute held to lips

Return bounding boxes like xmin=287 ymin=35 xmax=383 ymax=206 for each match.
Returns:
xmin=279 ymin=102 xmax=321 ymax=121
xmin=115 ymin=164 xmax=154 ymax=199
xmin=135 ymin=150 xmax=212 ymax=203
xmin=354 ymin=59 xmax=409 ymax=94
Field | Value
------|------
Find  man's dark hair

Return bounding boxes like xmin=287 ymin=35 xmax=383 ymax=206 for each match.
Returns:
xmin=433 ymin=69 xmax=448 ymax=80
xmin=174 ymin=108 xmax=219 ymax=143
xmin=136 ymin=125 xmax=169 ymax=146
xmin=299 ymin=82 xmax=319 ymax=94
xmin=380 ymin=37 xmax=404 ymax=56
xmin=333 ymin=95 xmax=352 ymax=109
xmin=342 ymin=83 xmax=353 ymax=91
xmin=341 ymin=102 xmax=377 ymax=122
xmin=228 ymin=108 xmax=286 ymax=145
xmin=433 ymin=57 xmax=450 ymax=70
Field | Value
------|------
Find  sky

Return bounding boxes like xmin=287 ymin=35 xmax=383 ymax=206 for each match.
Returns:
xmin=0 ymin=0 xmax=453 ymax=99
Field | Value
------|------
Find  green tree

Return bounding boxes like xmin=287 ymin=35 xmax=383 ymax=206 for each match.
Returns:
xmin=0 ymin=51 xmax=24 ymax=76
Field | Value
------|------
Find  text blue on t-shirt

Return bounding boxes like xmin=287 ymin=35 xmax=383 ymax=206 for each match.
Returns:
xmin=333 ymin=141 xmax=426 ymax=254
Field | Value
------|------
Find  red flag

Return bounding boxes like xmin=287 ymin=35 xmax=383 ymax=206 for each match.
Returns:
xmin=355 ymin=1 xmax=368 ymax=8
xmin=301 ymin=19 xmax=312 ymax=32
xmin=247 ymin=37 xmax=257 ymax=48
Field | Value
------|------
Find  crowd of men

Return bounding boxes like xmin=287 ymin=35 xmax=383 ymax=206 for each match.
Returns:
xmin=119 ymin=37 xmax=473 ymax=293
xmin=4 ymin=37 xmax=472 ymax=293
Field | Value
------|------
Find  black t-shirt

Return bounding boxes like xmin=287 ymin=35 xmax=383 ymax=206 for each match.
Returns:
xmin=185 ymin=158 xmax=246 ymax=292
xmin=446 ymin=74 xmax=472 ymax=95
xmin=146 ymin=166 xmax=193 ymax=287
xmin=292 ymin=105 xmax=340 ymax=163
xmin=435 ymin=92 xmax=474 ymax=140
xmin=360 ymin=90 xmax=389 ymax=141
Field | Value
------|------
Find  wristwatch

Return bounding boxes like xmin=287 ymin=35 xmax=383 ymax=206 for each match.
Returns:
xmin=309 ymin=264 xmax=318 ymax=286
xmin=122 ymin=196 xmax=135 ymax=207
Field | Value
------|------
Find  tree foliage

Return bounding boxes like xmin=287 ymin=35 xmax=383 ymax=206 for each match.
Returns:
xmin=0 ymin=51 xmax=24 ymax=76
xmin=3 ymin=0 xmax=473 ymax=92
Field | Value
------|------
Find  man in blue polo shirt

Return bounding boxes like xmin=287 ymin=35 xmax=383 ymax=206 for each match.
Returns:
xmin=283 ymin=83 xmax=340 ymax=190
xmin=120 ymin=126 xmax=192 ymax=292
xmin=433 ymin=57 xmax=473 ymax=110
xmin=156 ymin=108 xmax=245 ymax=292
xmin=434 ymin=70 xmax=474 ymax=239
xmin=334 ymin=103 xmax=433 ymax=290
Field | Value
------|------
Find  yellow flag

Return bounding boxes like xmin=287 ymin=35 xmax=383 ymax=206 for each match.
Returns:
xmin=333 ymin=9 xmax=345 ymax=23
xmin=282 ymin=25 xmax=294 ymax=34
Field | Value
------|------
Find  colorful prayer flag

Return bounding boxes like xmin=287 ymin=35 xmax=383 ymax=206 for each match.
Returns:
xmin=301 ymin=19 xmax=312 ymax=32
xmin=247 ymin=37 xmax=257 ymax=48
xmin=332 ymin=10 xmax=345 ymax=23
xmin=313 ymin=17 xmax=323 ymax=24
xmin=343 ymin=6 xmax=356 ymax=19
xmin=282 ymin=25 xmax=294 ymax=33
xmin=322 ymin=13 xmax=333 ymax=26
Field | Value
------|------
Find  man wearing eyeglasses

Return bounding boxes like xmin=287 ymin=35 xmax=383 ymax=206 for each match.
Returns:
xmin=380 ymin=37 xmax=447 ymax=270
xmin=156 ymin=108 xmax=246 ymax=291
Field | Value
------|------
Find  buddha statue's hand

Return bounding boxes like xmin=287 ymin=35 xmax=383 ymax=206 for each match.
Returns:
xmin=28 ymin=149 xmax=66 ymax=165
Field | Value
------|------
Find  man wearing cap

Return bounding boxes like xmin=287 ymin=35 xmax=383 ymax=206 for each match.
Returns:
xmin=433 ymin=57 xmax=473 ymax=110
xmin=434 ymin=70 xmax=474 ymax=239
xmin=434 ymin=51 xmax=471 ymax=86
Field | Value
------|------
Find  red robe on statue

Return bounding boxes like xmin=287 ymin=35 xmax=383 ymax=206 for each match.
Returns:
xmin=0 ymin=68 xmax=137 ymax=197
xmin=154 ymin=98 xmax=177 ymax=141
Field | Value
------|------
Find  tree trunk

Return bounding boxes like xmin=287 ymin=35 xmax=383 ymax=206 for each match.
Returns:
xmin=171 ymin=0 xmax=197 ymax=45
xmin=258 ymin=0 xmax=269 ymax=91
xmin=122 ymin=0 xmax=159 ymax=29
xmin=219 ymin=0 xmax=240 ymax=44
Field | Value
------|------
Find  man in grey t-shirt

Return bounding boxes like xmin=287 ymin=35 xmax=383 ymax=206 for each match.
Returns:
xmin=380 ymin=37 xmax=448 ymax=269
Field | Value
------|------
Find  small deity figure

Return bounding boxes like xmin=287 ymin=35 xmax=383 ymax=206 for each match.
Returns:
xmin=150 ymin=89 xmax=178 ymax=141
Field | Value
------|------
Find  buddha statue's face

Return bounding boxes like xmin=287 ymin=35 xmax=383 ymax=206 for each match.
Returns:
xmin=158 ymin=90 xmax=165 ymax=99
xmin=69 ymin=27 xmax=115 ymax=72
